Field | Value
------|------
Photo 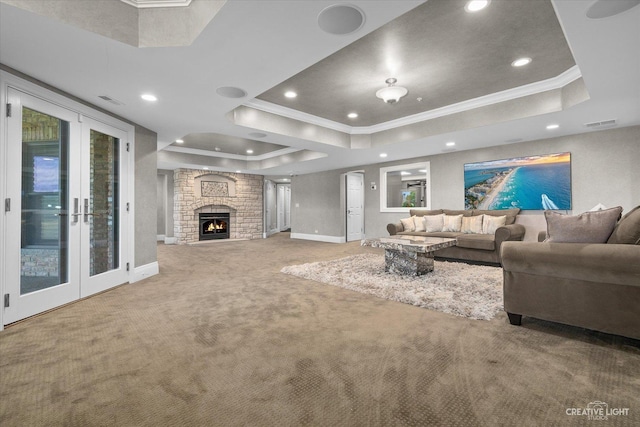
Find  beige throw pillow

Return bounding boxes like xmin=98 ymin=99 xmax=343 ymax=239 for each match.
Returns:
xmin=482 ymin=215 xmax=506 ymax=234
xmin=423 ymin=214 xmax=444 ymax=232
xmin=400 ymin=216 xmax=416 ymax=232
xmin=413 ymin=215 xmax=426 ymax=232
xmin=442 ymin=214 xmax=463 ymax=232
xmin=545 ymin=206 xmax=622 ymax=243
xmin=461 ymin=215 xmax=484 ymax=234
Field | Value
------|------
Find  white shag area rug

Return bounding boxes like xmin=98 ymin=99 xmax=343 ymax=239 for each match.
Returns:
xmin=281 ymin=254 xmax=504 ymax=320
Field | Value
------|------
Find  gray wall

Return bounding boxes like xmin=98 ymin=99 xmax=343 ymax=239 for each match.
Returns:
xmin=134 ymin=127 xmax=158 ymax=267
xmin=291 ymin=125 xmax=640 ymax=240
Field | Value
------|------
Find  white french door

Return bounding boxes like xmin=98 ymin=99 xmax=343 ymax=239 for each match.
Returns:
xmin=346 ymin=173 xmax=364 ymax=241
xmin=3 ymin=88 xmax=129 ymax=324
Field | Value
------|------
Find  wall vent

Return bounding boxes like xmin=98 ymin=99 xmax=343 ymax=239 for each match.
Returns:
xmin=585 ymin=119 xmax=616 ymax=128
xmin=98 ymin=95 xmax=125 ymax=106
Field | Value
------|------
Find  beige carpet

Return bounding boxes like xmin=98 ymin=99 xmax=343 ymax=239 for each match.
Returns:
xmin=281 ymin=254 xmax=504 ymax=320
xmin=1 ymin=233 xmax=639 ymax=426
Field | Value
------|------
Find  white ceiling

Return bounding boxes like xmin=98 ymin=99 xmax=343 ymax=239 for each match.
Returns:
xmin=1 ymin=0 xmax=639 ymax=178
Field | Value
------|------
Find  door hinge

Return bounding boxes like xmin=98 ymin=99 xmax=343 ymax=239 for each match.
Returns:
xmin=126 ymin=142 xmax=130 ymax=152
xmin=126 ymin=262 xmax=130 ymax=272
xmin=4 ymin=198 xmax=10 ymax=212
xmin=6 ymin=103 xmax=11 ymax=117
xmin=126 ymin=202 xmax=130 ymax=212
xmin=4 ymin=294 xmax=9 ymax=308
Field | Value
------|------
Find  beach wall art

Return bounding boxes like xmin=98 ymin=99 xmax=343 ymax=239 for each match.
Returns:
xmin=464 ymin=152 xmax=571 ymax=210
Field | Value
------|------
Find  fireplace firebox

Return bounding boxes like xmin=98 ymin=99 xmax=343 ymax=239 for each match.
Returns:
xmin=199 ymin=213 xmax=230 ymax=240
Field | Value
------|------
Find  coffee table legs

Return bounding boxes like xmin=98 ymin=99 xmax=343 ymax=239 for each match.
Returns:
xmin=384 ymin=249 xmax=435 ymax=276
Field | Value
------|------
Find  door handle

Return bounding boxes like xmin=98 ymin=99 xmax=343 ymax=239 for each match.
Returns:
xmin=83 ymin=198 xmax=93 ymax=222
xmin=70 ymin=198 xmax=81 ymax=223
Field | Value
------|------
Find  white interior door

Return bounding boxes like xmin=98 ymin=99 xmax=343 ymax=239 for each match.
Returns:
xmin=346 ymin=173 xmax=364 ymax=241
xmin=277 ymin=184 xmax=291 ymax=231
xmin=3 ymin=89 xmax=129 ymax=324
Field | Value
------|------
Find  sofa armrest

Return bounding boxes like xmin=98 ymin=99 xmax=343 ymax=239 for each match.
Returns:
xmin=495 ymin=223 xmax=526 ymax=253
xmin=538 ymin=230 xmax=547 ymax=242
xmin=501 ymin=241 xmax=640 ymax=287
xmin=387 ymin=222 xmax=404 ymax=236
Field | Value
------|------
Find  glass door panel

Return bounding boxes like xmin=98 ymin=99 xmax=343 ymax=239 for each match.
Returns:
xmin=20 ymin=108 xmax=70 ymax=294
xmin=89 ymin=129 xmax=119 ymax=277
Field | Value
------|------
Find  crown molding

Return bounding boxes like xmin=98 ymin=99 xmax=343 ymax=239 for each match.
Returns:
xmin=119 ymin=0 xmax=192 ymax=9
xmin=163 ymin=145 xmax=302 ymax=161
xmin=244 ymin=66 xmax=582 ymax=136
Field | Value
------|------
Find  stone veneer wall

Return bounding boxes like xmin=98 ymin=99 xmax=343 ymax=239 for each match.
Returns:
xmin=173 ymin=169 xmax=264 ymax=244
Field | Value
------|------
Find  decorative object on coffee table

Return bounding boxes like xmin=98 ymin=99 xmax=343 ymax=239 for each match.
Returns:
xmin=361 ymin=236 xmax=456 ymax=275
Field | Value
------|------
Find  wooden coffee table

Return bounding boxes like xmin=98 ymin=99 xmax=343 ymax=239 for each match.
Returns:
xmin=361 ymin=236 xmax=457 ymax=276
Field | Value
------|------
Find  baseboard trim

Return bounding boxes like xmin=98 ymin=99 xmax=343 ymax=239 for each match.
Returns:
xmin=290 ymin=233 xmax=346 ymax=243
xmin=157 ymin=234 xmax=165 ymax=241
xmin=131 ymin=261 xmax=159 ymax=283
xmin=164 ymin=236 xmax=177 ymax=245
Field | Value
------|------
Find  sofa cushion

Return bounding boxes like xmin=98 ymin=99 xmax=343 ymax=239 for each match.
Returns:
xmin=397 ymin=231 xmax=461 ymax=239
xmin=400 ymin=217 xmax=416 ymax=232
xmin=443 ymin=209 xmax=471 ymax=217
xmin=607 ymin=205 xmax=640 ymax=244
xmin=410 ymin=209 xmax=443 ymax=217
xmin=461 ymin=215 xmax=483 ymax=234
xmin=545 ymin=206 xmax=623 ymax=243
xmin=413 ymin=215 xmax=426 ymax=232
xmin=423 ymin=214 xmax=444 ymax=232
xmin=442 ymin=214 xmax=463 ymax=232
xmin=456 ymin=234 xmax=495 ymax=251
xmin=473 ymin=208 xmax=520 ymax=225
xmin=482 ymin=215 xmax=506 ymax=234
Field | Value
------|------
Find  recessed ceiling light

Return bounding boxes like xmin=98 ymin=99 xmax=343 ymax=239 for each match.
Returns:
xmin=317 ymin=4 xmax=365 ymax=35
xmin=511 ymin=57 xmax=532 ymax=67
xmin=379 ymin=153 xmax=388 ymax=158
xmin=347 ymin=112 xmax=358 ymax=119
xmin=175 ymin=139 xmax=184 ymax=144
xmin=235 ymin=170 xmax=242 ymax=173
xmin=141 ymin=94 xmax=157 ymax=102
xmin=203 ymin=167 xmax=209 ymax=170
xmin=446 ymin=141 xmax=456 ymax=147
xmin=400 ymin=171 xmax=411 ymax=176
xmin=249 ymin=132 xmax=267 ymax=138
xmin=419 ymin=169 xmax=427 ymax=173
xmin=246 ymin=149 xmax=254 ymax=154
xmin=546 ymin=124 xmax=560 ymax=130
xmin=284 ymin=91 xmax=297 ymax=99
xmin=465 ymin=0 xmax=490 ymax=13
xmin=216 ymin=86 xmax=247 ymax=98
xmin=214 ymin=147 xmax=221 ymax=152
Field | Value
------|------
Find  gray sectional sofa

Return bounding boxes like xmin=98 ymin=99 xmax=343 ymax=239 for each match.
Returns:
xmin=501 ymin=205 xmax=640 ymax=340
xmin=386 ymin=208 xmax=525 ymax=264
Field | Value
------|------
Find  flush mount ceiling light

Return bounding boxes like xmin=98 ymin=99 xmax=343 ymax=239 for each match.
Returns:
xmin=511 ymin=57 xmax=532 ymax=67
xmin=284 ymin=91 xmax=297 ymax=99
xmin=141 ymin=93 xmax=157 ymax=101
xmin=317 ymin=4 xmax=365 ymax=35
xmin=216 ymin=86 xmax=247 ymax=98
xmin=376 ymin=78 xmax=408 ymax=104
xmin=465 ymin=0 xmax=490 ymax=13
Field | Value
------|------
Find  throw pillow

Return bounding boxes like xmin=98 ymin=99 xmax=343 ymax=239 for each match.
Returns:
xmin=545 ymin=206 xmax=623 ymax=243
xmin=461 ymin=215 xmax=484 ymax=234
xmin=482 ymin=215 xmax=506 ymax=234
xmin=400 ymin=216 xmax=416 ymax=232
xmin=607 ymin=205 xmax=640 ymax=244
xmin=423 ymin=214 xmax=444 ymax=232
xmin=442 ymin=214 xmax=463 ymax=232
xmin=413 ymin=215 xmax=426 ymax=232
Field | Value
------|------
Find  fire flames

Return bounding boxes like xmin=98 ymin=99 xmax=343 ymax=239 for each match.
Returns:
xmin=206 ymin=222 xmax=225 ymax=232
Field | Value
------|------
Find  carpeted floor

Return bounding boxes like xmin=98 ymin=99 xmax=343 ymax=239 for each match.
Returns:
xmin=1 ymin=233 xmax=639 ymax=426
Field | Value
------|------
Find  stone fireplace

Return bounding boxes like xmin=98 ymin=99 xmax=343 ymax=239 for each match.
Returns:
xmin=173 ymin=169 xmax=263 ymax=244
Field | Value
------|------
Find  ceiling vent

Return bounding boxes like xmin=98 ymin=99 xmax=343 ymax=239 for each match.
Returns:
xmin=98 ymin=95 xmax=125 ymax=106
xmin=585 ymin=119 xmax=616 ymax=128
